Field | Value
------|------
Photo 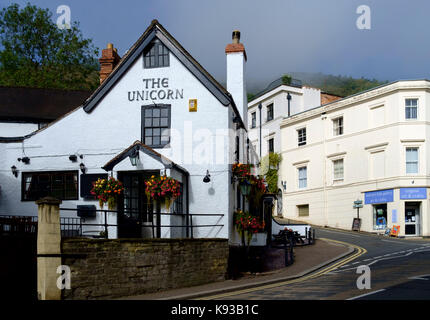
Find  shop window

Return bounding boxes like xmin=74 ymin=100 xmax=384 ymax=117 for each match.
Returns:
xmin=373 ymin=204 xmax=387 ymax=230
xmin=22 ymin=171 xmax=78 ymax=201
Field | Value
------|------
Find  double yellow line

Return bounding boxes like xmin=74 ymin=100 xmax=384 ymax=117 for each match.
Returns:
xmin=197 ymin=238 xmax=367 ymax=300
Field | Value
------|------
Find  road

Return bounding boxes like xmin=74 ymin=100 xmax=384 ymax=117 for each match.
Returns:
xmin=201 ymin=228 xmax=430 ymax=300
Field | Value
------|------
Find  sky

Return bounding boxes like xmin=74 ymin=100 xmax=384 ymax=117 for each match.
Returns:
xmin=3 ymin=0 xmax=430 ymax=92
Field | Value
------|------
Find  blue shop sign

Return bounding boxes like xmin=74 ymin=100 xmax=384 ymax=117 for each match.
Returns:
xmin=364 ymin=189 xmax=394 ymax=204
xmin=400 ymin=188 xmax=427 ymax=200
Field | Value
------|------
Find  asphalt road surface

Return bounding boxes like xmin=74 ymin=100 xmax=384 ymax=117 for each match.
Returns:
xmin=203 ymin=228 xmax=430 ymax=300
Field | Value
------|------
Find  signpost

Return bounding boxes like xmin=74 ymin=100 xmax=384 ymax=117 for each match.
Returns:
xmin=352 ymin=199 xmax=363 ymax=231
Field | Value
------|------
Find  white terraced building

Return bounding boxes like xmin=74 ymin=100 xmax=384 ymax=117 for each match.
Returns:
xmin=280 ymin=79 xmax=430 ymax=237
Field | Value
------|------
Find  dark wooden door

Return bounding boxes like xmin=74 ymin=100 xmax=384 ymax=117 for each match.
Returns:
xmin=117 ymin=171 xmax=159 ymax=238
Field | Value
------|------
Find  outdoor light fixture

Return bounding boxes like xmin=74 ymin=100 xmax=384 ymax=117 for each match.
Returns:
xmin=18 ymin=157 xmax=30 ymax=164
xmin=281 ymin=181 xmax=287 ymax=191
xmin=203 ymin=170 xmax=211 ymax=183
xmin=239 ymin=179 xmax=251 ymax=196
xmin=79 ymin=163 xmax=86 ymax=174
xmin=11 ymin=165 xmax=18 ymax=177
xmin=129 ymin=148 xmax=139 ymax=166
xmin=69 ymin=155 xmax=78 ymax=162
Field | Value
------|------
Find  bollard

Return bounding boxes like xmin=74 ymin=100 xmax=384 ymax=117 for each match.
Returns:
xmin=36 ymin=197 xmax=62 ymax=300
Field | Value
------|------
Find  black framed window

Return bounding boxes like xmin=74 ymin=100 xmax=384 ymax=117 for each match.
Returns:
xmin=22 ymin=171 xmax=78 ymax=201
xmin=142 ymin=104 xmax=171 ymax=148
xmin=268 ymin=138 xmax=274 ymax=153
xmin=173 ymin=183 xmax=184 ymax=214
xmin=267 ymin=103 xmax=274 ymax=122
xmin=144 ymin=39 xmax=169 ymax=68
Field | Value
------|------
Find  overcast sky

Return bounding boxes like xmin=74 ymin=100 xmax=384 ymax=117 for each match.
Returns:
xmin=4 ymin=0 xmax=430 ymax=91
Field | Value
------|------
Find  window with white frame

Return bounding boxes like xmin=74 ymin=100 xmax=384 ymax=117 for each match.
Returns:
xmin=297 ymin=128 xmax=306 ymax=146
xmin=333 ymin=117 xmax=343 ymax=136
xmin=405 ymin=99 xmax=418 ymax=120
xmin=333 ymin=159 xmax=344 ymax=181
xmin=298 ymin=166 xmax=307 ymax=189
xmin=251 ymin=112 xmax=256 ymax=128
xmin=406 ymin=147 xmax=419 ymax=174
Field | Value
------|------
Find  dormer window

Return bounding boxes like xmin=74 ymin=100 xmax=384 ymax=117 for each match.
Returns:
xmin=144 ymin=39 xmax=169 ymax=68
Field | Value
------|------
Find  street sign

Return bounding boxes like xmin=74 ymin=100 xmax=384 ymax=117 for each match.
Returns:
xmin=352 ymin=218 xmax=361 ymax=231
xmin=353 ymin=204 xmax=363 ymax=209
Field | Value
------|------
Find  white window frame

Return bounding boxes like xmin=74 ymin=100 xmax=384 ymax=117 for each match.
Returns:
xmin=297 ymin=127 xmax=307 ymax=146
xmin=332 ymin=116 xmax=344 ymax=136
xmin=332 ymin=158 xmax=344 ymax=181
xmin=405 ymin=98 xmax=418 ymax=120
xmin=298 ymin=166 xmax=307 ymax=189
xmin=406 ymin=147 xmax=419 ymax=175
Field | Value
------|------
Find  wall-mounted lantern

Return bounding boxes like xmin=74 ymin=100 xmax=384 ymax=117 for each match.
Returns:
xmin=203 ymin=170 xmax=211 ymax=183
xmin=129 ymin=149 xmax=139 ymax=166
xmin=11 ymin=165 xmax=18 ymax=177
xmin=239 ymin=179 xmax=251 ymax=196
xmin=79 ymin=163 xmax=86 ymax=174
xmin=18 ymin=157 xmax=30 ymax=164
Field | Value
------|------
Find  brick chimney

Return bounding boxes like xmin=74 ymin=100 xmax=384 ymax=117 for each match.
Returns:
xmin=226 ymin=30 xmax=247 ymax=126
xmin=99 ymin=43 xmax=121 ymax=84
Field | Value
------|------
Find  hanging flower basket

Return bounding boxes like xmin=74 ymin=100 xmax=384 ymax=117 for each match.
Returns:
xmin=233 ymin=210 xmax=265 ymax=246
xmin=232 ymin=163 xmax=253 ymax=179
xmin=90 ymin=177 xmax=124 ymax=210
xmin=144 ymin=175 xmax=181 ymax=212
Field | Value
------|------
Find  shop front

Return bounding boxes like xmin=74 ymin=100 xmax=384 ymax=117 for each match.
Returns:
xmin=365 ymin=189 xmax=394 ymax=232
xmin=400 ymin=188 xmax=426 ymax=237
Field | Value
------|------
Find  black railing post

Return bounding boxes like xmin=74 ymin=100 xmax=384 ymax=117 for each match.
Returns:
xmin=104 ymin=210 xmax=108 ymax=238
xmin=190 ymin=216 xmax=194 ymax=239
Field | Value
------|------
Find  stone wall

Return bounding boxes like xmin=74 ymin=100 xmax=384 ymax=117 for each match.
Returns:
xmin=61 ymin=238 xmax=229 ymax=300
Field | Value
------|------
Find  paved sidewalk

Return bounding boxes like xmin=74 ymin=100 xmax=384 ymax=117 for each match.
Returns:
xmin=118 ymin=238 xmax=352 ymax=300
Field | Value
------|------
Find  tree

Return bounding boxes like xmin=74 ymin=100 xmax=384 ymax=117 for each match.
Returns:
xmin=0 ymin=3 xmax=99 ymax=90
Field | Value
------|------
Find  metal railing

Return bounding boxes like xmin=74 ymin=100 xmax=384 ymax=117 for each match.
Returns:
xmin=1 ymin=209 xmax=225 ymax=239
xmin=59 ymin=208 xmax=224 ymax=239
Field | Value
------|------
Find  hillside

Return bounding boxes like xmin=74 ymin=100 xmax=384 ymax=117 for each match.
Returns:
xmin=247 ymin=72 xmax=388 ymax=101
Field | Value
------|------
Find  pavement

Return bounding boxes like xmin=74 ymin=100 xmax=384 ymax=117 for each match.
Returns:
xmin=119 ymin=238 xmax=353 ymax=300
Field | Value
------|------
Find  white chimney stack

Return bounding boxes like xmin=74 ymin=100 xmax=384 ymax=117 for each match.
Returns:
xmin=226 ymin=30 xmax=247 ymax=127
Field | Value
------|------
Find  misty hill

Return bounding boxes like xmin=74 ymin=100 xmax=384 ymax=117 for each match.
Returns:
xmin=247 ymin=72 xmax=388 ymax=101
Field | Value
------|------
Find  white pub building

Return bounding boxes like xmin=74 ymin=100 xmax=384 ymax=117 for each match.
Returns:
xmin=0 ymin=20 xmax=255 ymax=244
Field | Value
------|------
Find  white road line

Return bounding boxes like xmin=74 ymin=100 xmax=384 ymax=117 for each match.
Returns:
xmin=347 ymin=289 xmax=386 ymax=300
xmin=319 ymin=230 xmax=361 ymax=237
xmin=408 ymin=274 xmax=430 ymax=281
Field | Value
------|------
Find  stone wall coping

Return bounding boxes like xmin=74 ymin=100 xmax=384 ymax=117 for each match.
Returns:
xmin=62 ymin=238 xmax=228 ymax=244
xmin=36 ymin=197 xmax=62 ymax=205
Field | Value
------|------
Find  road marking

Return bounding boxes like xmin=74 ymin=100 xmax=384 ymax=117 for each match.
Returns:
xmin=408 ymin=274 xmax=430 ymax=281
xmin=319 ymin=230 xmax=361 ymax=237
xmin=196 ymin=238 xmax=366 ymax=300
xmin=347 ymin=289 xmax=386 ymax=300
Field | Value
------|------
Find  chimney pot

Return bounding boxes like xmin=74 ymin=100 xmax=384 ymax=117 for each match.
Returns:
xmin=232 ymin=30 xmax=240 ymax=44
xmin=107 ymin=43 xmax=113 ymax=49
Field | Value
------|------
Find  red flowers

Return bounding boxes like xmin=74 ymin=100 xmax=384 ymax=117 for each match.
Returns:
xmin=144 ymin=175 xmax=181 ymax=210
xmin=232 ymin=163 xmax=253 ymax=179
xmin=90 ymin=177 xmax=124 ymax=209
xmin=234 ymin=210 xmax=265 ymax=236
